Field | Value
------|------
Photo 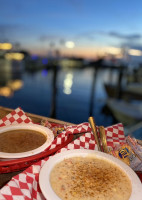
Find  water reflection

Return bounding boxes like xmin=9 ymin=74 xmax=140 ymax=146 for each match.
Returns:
xmin=50 ymin=64 xmax=58 ymax=118
xmin=0 ymin=58 xmax=23 ymax=97
xmin=0 ymin=55 xmax=142 ymax=134
xmin=63 ymin=73 xmax=73 ymax=95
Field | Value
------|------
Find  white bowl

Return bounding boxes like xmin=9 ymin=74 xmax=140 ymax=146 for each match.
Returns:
xmin=39 ymin=149 xmax=142 ymax=200
xmin=0 ymin=123 xmax=54 ymax=158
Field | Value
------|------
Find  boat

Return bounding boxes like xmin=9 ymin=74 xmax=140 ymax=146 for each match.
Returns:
xmin=104 ymin=65 xmax=142 ymax=100
xmin=106 ymin=98 xmax=142 ymax=125
xmin=125 ymin=121 xmax=142 ymax=140
xmin=104 ymin=83 xmax=142 ymax=100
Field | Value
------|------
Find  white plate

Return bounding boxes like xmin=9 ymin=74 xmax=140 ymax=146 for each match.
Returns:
xmin=39 ymin=149 xmax=142 ymax=200
xmin=0 ymin=123 xmax=54 ymax=158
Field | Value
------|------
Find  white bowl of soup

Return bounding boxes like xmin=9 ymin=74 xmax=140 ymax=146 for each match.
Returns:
xmin=39 ymin=149 xmax=142 ymax=200
xmin=0 ymin=123 xmax=54 ymax=158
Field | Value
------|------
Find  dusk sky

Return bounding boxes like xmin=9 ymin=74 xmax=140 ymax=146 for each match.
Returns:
xmin=1 ymin=0 xmax=142 ymax=58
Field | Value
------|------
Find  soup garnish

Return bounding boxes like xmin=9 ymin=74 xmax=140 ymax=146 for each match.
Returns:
xmin=50 ymin=156 xmax=132 ymax=200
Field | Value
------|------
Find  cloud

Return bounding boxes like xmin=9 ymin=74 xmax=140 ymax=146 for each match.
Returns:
xmin=74 ymin=30 xmax=142 ymax=43
xmin=0 ymin=24 xmax=22 ymax=41
xmin=121 ymin=42 xmax=142 ymax=50
xmin=108 ymin=32 xmax=142 ymax=40
xmin=75 ymin=31 xmax=96 ymax=41
xmin=39 ymin=35 xmax=66 ymax=47
xmin=0 ymin=24 xmax=21 ymax=32
xmin=39 ymin=35 xmax=60 ymax=42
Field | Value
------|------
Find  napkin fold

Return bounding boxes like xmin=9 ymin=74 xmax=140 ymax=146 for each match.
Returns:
xmin=0 ymin=107 xmax=125 ymax=200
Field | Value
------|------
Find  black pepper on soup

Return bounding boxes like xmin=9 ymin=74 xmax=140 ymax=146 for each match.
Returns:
xmin=50 ymin=156 xmax=132 ymax=200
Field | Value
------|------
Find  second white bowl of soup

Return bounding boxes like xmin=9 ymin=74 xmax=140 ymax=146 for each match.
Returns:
xmin=39 ymin=149 xmax=142 ymax=200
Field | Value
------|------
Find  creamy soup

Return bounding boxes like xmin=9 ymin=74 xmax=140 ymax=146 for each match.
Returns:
xmin=0 ymin=129 xmax=47 ymax=153
xmin=50 ymin=156 xmax=132 ymax=200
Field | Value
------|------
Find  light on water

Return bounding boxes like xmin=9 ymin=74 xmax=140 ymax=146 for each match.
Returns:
xmin=0 ymin=61 xmax=113 ymax=126
xmin=1 ymin=58 xmax=142 ymax=140
xmin=63 ymin=73 xmax=73 ymax=95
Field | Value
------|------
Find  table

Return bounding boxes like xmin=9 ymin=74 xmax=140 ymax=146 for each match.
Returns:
xmin=0 ymin=106 xmax=141 ymax=195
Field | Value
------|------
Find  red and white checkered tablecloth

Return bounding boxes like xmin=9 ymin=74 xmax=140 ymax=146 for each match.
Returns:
xmin=0 ymin=107 xmax=125 ymax=200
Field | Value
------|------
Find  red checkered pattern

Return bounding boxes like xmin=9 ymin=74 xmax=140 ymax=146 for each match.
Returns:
xmin=46 ymin=132 xmax=69 ymax=151
xmin=66 ymin=122 xmax=125 ymax=148
xmin=105 ymin=123 xmax=126 ymax=147
xmin=0 ymin=108 xmax=126 ymax=200
xmin=66 ymin=122 xmax=91 ymax=134
xmin=0 ymin=107 xmax=33 ymax=127
xmin=59 ymin=132 xmax=98 ymax=153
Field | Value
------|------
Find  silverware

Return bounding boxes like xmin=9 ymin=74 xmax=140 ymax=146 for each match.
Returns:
xmin=99 ymin=126 xmax=108 ymax=153
xmin=88 ymin=117 xmax=101 ymax=151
